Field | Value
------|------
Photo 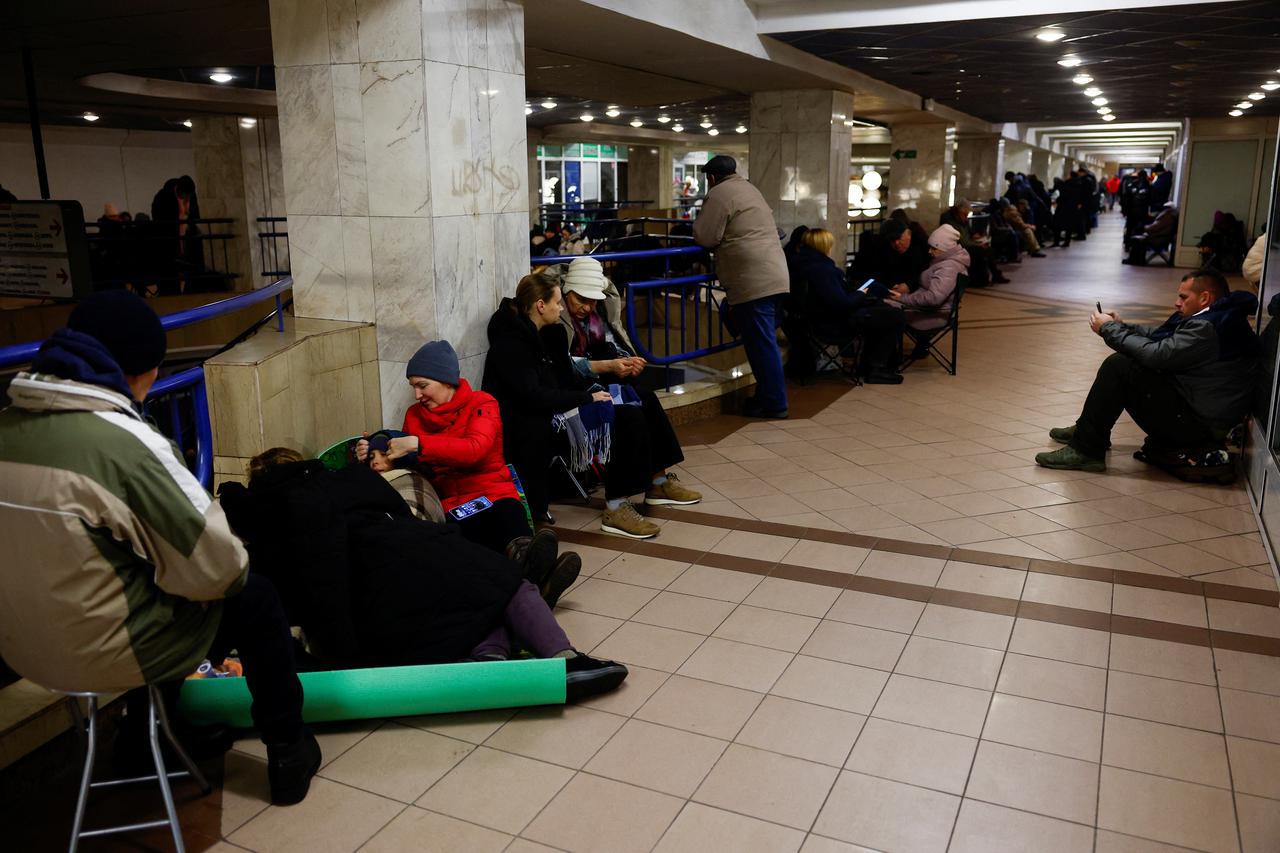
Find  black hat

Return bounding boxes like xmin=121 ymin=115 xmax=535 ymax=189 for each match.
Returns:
xmin=67 ymin=290 xmax=166 ymax=375
xmin=701 ymin=155 xmax=737 ymax=178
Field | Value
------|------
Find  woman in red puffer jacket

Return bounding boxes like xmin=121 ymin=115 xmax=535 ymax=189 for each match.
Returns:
xmin=360 ymin=340 xmax=530 ymax=554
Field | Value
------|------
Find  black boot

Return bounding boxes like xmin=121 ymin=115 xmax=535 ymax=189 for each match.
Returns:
xmin=506 ymin=528 xmax=558 ymax=587
xmin=267 ymin=731 xmax=321 ymax=805
xmin=542 ymin=552 xmax=581 ymax=608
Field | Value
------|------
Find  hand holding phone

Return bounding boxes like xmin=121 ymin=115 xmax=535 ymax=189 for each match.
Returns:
xmin=1096 ymin=301 xmax=1103 ymax=314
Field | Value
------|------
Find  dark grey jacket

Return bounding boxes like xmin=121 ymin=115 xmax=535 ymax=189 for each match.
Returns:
xmin=1099 ymin=290 xmax=1260 ymax=430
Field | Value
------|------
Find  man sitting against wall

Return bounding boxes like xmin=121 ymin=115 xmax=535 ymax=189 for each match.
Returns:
xmin=1034 ymin=270 xmax=1259 ymax=479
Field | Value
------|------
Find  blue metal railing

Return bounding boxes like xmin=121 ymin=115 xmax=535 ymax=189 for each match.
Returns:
xmin=1 ymin=278 xmax=293 ymax=489
xmin=533 ymin=245 xmax=741 ymax=381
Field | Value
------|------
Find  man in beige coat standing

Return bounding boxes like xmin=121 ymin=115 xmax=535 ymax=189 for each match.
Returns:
xmin=693 ymin=155 xmax=791 ymax=418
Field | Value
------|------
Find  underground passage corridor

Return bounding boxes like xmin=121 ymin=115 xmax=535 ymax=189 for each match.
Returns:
xmin=9 ymin=211 xmax=1276 ymax=853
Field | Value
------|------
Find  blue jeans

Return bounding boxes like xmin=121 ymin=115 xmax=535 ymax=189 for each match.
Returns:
xmin=735 ymin=294 xmax=788 ymax=413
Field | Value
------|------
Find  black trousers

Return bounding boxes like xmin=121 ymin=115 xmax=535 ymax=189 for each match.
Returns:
xmin=849 ymin=302 xmax=906 ymax=372
xmin=456 ymin=497 xmax=532 ymax=554
xmin=136 ymin=573 xmax=305 ymax=746
xmin=601 ymin=387 xmax=685 ymax=501
xmin=1070 ymin=353 xmax=1216 ymax=459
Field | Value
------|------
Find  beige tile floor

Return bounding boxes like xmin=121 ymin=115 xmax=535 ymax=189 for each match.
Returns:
xmin=200 ymin=214 xmax=1280 ymax=853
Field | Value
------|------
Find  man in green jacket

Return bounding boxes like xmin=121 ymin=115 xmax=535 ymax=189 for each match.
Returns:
xmin=1036 ymin=270 xmax=1260 ymax=474
xmin=0 ymin=291 xmax=318 ymax=804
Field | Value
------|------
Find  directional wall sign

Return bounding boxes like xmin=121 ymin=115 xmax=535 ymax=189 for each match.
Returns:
xmin=0 ymin=201 xmax=91 ymax=299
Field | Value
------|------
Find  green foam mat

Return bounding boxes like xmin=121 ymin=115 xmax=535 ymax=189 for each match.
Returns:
xmin=178 ymin=658 xmax=567 ymax=728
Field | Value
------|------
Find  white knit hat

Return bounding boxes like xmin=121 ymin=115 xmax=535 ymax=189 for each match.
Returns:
xmin=562 ymin=257 xmax=608 ymax=301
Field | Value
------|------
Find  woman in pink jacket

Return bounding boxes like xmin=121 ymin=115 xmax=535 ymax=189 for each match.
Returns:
xmin=889 ymin=223 xmax=970 ymax=332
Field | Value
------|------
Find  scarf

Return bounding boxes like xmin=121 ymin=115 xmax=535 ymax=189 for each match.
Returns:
xmin=552 ymin=384 xmax=642 ymax=471
xmin=570 ymin=310 xmax=607 ymax=358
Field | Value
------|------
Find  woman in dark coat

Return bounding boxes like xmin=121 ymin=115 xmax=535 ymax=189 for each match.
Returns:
xmin=793 ymin=228 xmax=905 ymax=384
xmin=482 ymin=272 xmax=695 ymax=540
xmin=218 ymin=452 xmax=627 ymax=699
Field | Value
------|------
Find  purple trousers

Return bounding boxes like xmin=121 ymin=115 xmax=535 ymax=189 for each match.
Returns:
xmin=469 ymin=580 xmax=571 ymax=659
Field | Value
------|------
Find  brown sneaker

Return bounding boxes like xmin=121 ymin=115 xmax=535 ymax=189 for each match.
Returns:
xmin=644 ymin=474 xmax=702 ymax=506
xmin=601 ymin=501 xmax=660 ymax=539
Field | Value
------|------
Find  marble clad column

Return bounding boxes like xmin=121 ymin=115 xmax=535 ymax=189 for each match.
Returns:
xmin=887 ymin=122 xmax=953 ymax=229
xmin=191 ymin=116 xmax=256 ymax=290
xmin=627 ymin=143 xmax=673 ymax=212
xmin=1030 ymin=149 xmax=1052 ymax=183
xmin=953 ymin=135 xmax=1001 ymax=207
xmin=749 ymin=90 xmax=855 ymax=261
xmin=269 ymin=0 xmax=530 ymax=422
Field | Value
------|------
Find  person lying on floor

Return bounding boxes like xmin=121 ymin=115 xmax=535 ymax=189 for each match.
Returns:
xmin=1035 ymin=269 xmax=1260 ymax=475
xmin=482 ymin=271 xmax=701 ymax=541
xmin=353 ymin=338 xmax=578 ymax=605
xmin=217 ymin=449 xmax=626 ymax=701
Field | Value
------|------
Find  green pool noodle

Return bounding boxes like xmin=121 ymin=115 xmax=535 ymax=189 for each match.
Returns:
xmin=178 ymin=658 xmax=567 ymax=728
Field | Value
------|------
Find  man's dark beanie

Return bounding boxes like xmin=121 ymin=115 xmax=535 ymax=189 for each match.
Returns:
xmin=67 ymin=290 xmax=166 ymax=374
xmin=879 ymin=219 xmax=908 ymax=241
xmin=406 ymin=340 xmax=460 ymax=385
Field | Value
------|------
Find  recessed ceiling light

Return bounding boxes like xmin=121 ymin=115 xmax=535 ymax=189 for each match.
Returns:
xmin=630 ymin=119 xmax=643 ymax=127
xmin=605 ymin=106 xmax=621 ymax=117
xmin=1057 ymin=57 xmax=1082 ymax=67
xmin=707 ymin=128 xmax=719 ymax=136
xmin=239 ymin=117 xmax=257 ymax=128
xmin=182 ymin=119 xmax=193 ymax=128
xmin=540 ymin=100 xmax=557 ymax=109
xmin=1229 ymin=109 xmax=1244 ymax=117
xmin=82 ymin=112 xmax=99 ymax=122
xmin=1235 ymin=101 xmax=1254 ymax=109
xmin=1102 ymin=114 xmax=1117 ymax=122
xmin=1091 ymin=97 xmax=1108 ymax=106
xmin=699 ymin=119 xmax=712 ymax=128
xmin=1036 ymin=28 xmax=1066 ymax=42
xmin=1261 ymin=82 xmax=1280 ymax=91
xmin=1083 ymin=87 xmax=1102 ymax=97
xmin=657 ymin=115 xmax=671 ymax=124
xmin=524 ymin=105 xmax=533 ymax=115
xmin=209 ymin=72 xmax=234 ymax=84
xmin=1072 ymin=74 xmax=1093 ymax=85
xmin=735 ymin=125 xmax=748 ymax=134
xmin=1097 ymin=107 xmax=1112 ymax=114
xmin=579 ymin=113 xmax=594 ymax=122
xmin=1248 ymin=92 xmax=1265 ymax=101
xmin=671 ymin=123 xmax=684 ymax=132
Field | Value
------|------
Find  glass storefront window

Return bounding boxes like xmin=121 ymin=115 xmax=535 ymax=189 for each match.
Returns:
xmin=534 ymin=142 xmax=630 ymax=205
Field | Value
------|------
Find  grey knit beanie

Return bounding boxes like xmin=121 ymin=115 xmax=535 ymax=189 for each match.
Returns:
xmin=405 ymin=340 xmax=460 ymax=385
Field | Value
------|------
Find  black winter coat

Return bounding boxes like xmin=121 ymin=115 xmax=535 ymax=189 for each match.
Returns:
xmin=481 ymin=299 xmax=595 ymax=517
xmin=219 ymin=462 xmax=522 ymax=668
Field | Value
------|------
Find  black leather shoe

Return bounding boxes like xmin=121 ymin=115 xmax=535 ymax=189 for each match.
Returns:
xmin=267 ymin=731 xmax=321 ymax=805
xmin=507 ymin=529 xmax=558 ymax=587
xmin=864 ymin=370 xmax=904 ymax=385
xmin=564 ymin=654 xmax=629 ymax=702
xmin=542 ymin=552 xmax=581 ymax=609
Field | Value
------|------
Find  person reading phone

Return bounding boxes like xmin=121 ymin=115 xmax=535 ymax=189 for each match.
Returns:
xmin=1035 ymin=270 xmax=1260 ymax=474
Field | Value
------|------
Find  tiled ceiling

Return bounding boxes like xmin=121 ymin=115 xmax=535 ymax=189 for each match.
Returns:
xmin=771 ymin=1 xmax=1280 ymax=124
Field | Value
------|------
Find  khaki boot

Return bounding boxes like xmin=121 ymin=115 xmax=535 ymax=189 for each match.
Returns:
xmin=601 ymin=501 xmax=660 ymax=540
xmin=645 ymin=474 xmax=702 ymax=506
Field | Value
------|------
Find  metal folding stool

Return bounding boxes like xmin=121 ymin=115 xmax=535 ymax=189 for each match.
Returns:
xmin=64 ymin=685 xmax=211 ymax=853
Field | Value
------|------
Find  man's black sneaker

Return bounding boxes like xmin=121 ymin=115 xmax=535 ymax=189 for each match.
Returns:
xmin=267 ymin=731 xmax=321 ymax=805
xmin=742 ymin=398 xmax=788 ymax=419
xmin=564 ymin=654 xmax=629 ymax=702
xmin=864 ymin=370 xmax=904 ymax=385
xmin=542 ymin=552 xmax=581 ymax=609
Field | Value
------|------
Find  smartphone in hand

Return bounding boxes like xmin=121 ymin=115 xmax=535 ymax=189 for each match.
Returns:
xmin=1096 ymin=301 xmax=1103 ymax=314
